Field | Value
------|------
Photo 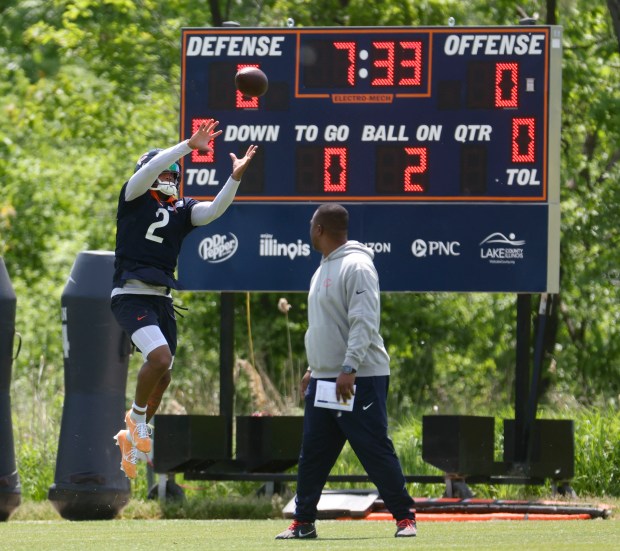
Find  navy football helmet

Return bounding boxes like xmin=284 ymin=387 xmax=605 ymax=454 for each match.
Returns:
xmin=135 ymin=148 xmax=181 ymax=197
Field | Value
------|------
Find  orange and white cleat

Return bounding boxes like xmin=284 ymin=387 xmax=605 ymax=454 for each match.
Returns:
xmin=114 ymin=429 xmax=137 ymax=479
xmin=125 ymin=410 xmax=152 ymax=453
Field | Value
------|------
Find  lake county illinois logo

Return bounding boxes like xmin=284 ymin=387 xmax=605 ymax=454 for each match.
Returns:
xmin=479 ymin=232 xmax=525 ymax=264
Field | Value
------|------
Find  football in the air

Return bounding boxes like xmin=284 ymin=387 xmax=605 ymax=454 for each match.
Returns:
xmin=235 ymin=67 xmax=269 ymax=97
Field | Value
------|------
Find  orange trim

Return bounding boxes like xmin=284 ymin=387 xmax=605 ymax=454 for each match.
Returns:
xmin=343 ymin=512 xmax=593 ymax=522
xmin=183 ymin=194 xmax=546 ymax=203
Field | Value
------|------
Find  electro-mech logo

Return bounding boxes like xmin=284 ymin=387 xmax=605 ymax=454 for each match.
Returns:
xmin=479 ymin=232 xmax=525 ymax=264
xmin=411 ymin=239 xmax=460 ymax=258
xmin=198 ymin=233 xmax=238 ymax=263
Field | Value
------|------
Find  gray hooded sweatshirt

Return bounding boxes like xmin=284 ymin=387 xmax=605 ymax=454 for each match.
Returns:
xmin=305 ymin=240 xmax=391 ymax=378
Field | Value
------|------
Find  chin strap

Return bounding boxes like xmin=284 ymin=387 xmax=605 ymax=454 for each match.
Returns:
xmin=149 ymin=190 xmax=178 ymax=212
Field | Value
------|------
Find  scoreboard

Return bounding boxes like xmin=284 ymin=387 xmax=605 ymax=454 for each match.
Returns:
xmin=177 ymin=26 xmax=562 ymax=292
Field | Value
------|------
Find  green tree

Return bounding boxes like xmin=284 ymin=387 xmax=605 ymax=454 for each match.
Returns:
xmin=554 ymin=0 xmax=620 ymax=399
xmin=1 ymin=0 xmax=619 ymax=436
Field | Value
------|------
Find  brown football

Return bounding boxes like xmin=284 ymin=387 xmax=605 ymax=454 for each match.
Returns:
xmin=235 ymin=67 xmax=269 ymax=97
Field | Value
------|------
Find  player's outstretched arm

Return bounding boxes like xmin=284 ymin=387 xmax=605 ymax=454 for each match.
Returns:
xmin=230 ymin=145 xmax=258 ymax=181
xmin=190 ymin=144 xmax=258 ymax=226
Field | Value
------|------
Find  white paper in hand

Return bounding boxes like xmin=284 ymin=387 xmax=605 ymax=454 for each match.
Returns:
xmin=314 ymin=380 xmax=355 ymax=412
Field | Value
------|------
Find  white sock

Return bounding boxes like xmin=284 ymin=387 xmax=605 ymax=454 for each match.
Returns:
xmin=130 ymin=402 xmax=147 ymax=425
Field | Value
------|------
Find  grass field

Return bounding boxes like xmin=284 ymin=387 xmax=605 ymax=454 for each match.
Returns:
xmin=1 ymin=518 xmax=619 ymax=551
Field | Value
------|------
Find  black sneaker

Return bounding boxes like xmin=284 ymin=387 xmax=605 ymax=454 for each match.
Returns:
xmin=275 ymin=520 xmax=317 ymax=539
xmin=395 ymin=518 xmax=417 ymax=537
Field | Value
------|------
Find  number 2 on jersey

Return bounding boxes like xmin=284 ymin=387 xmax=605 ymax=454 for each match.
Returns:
xmin=145 ymin=208 xmax=169 ymax=243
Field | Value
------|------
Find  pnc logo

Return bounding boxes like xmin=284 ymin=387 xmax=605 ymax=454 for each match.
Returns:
xmin=411 ymin=239 xmax=460 ymax=258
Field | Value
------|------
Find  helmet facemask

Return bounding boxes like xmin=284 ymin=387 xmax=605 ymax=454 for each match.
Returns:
xmin=150 ymin=163 xmax=181 ymax=197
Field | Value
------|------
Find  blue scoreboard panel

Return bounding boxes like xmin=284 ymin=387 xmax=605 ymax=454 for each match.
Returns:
xmin=177 ymin=26 xmax=562 ymax=292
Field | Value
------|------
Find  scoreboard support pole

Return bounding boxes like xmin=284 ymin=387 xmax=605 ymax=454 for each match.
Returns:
xmin=511 ymin=293 xmax=574 ymax=495
xmin=514 ymin=293 xmax=532 ymax=463
xmin=216 ymin=21 xmax=240 ymax=460
xmin=219 ymin=292 xmax=235 ymax=458
xmin=525 ymin=293 xmax=553 ymax=464
xmin=217 ymin=19 xmax=239 ymax=461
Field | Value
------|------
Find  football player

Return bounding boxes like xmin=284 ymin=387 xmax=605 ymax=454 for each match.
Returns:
xmin=111 ymin=119 xmax=256 ymax=478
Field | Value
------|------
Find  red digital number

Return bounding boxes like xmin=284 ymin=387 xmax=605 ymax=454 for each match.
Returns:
xmin=324 ymin=147 xmax=348 ymax=192
xmin=398 ymin=41 xmax=423 ymax=86
xmin=236 ymin=63 xmax=260 ymax=109
xmin=404 ymin=147 xmax=428 ymax=192
xmin=495 ymin=62 xmax=518 ymax=108
xmin=372 ymin=41 xmax=395 ymax=86
xmin=191 ymin=118 xmax=215 ymax=163
xmin=372 ymin=41 xmax=423 ymax=87
xmin=333 ymin=42 xmax=356 ymax=86
xmin=511 ymin=117 xmax=535 ymax=163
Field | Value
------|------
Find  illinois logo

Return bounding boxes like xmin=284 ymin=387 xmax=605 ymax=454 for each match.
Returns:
xmin=259 ymin=234 xmax=310 ymax=259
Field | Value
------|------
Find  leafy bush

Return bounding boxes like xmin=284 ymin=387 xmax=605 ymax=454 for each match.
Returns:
xmin=571 ymin=407 xmax=620 ymax=497
xmin=15 ymin=441 xmax=56 ymax=501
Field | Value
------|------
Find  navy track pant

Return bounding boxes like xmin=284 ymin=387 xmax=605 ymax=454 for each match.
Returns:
xmin=294 ymin=375 xmax=415 ymax=522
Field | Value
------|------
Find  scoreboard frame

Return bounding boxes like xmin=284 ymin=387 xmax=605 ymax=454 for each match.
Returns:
xmin=179 ymin=26 xmax=561 ymax=205
xmin=177 ymin=26 xmax=562 ymax=293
